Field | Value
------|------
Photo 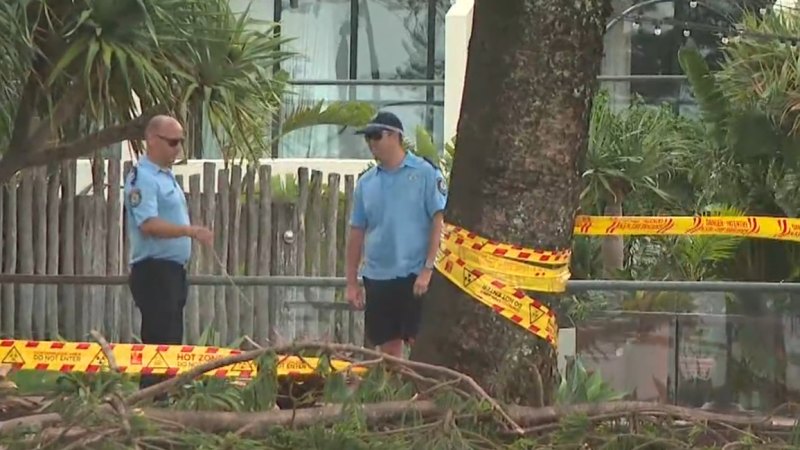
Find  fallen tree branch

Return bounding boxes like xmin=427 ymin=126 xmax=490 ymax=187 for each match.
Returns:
xmin=137 ymin=399 xmax=798 ymax=438
xmin=142 ymin=400 xmax=440 ymax=436
xmin=90 ymin=330 xmax=120 ymax=372
xmin=0 ymin=412 xmax=62 ymax=434
xmin=284 ymin=343 xmax=524 ymax=433
xmin=506 ymin=401 xmax=796 ymax=431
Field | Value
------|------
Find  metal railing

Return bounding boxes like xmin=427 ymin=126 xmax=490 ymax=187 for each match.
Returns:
xmin=287 ymin=75 xmax=688 ymax=87
xmin=0 ymin=273 xmax=796 ymax=292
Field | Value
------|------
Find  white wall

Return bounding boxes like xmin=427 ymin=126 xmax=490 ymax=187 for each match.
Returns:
xmin=73 ymin=156 xmax=371 ymax=194
xmin=442 ymin=0 xmax=473 ymax=144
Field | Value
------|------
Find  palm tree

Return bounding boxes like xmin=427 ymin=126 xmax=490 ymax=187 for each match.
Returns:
xmin=410 ymin=0 xmax=612 ymax=406
xmin=0 ymin=0 xmax=373 ymax=181
xmin=581 ymin=91 xmax=699 ymax=277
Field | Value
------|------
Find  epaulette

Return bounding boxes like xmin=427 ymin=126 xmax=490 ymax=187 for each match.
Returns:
xmin=421 ymin=156 xmax=438 ymax=169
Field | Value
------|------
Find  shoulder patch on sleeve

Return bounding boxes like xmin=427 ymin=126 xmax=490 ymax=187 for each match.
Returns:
xmin=129 ymin=188 xmax=142 ymax=207
xmin=437 ymin=176 xmax=447 ymax=195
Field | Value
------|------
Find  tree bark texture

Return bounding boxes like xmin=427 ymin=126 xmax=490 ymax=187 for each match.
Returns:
xmin=601 ymin=195 xmax=624 ymax=277
xmin=410 ymin=0 xmax=611 ymax=406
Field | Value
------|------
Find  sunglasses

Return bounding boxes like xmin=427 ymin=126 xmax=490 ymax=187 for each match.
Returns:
xmin=364 ymin=131 xmax=385 ymax=141
xmin=157 ymin=135 xmax=184 ymax=147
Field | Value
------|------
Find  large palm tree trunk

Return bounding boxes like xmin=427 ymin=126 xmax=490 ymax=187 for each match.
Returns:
xmin=409 ymin=0 xmax=611 ymax=406
xmin=601 ymin=195 xmax=625 ymax=277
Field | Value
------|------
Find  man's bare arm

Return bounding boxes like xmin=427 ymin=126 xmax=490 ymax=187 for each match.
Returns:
xmin=346 ymin=227 xmax=366 ymax=284
xmin=140 ymin=218 xmax=197 ymax=239
xmin=424 ymin=212 xmax=444 ymax=268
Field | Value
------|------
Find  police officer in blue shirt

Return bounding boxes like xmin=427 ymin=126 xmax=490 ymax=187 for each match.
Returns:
xmin=124 ymin=115 xmax=213 ymax=391
xmin=345 ymin=112 xmax=447 ymax=358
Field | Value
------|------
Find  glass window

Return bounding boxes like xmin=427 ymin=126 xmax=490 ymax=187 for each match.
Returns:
xmin=356 ymin=0 xmax=428 ymax=80
xmin=432 ymin=0 xmax=448 ymax=80
xmin=229 ymin=0 xmax=275 ymax=30
xmin=606 ymin=0 xmax=762 ymax=112
xmin=280 ymin=0 xmax=353 ymax=81
xmin=278 ymin=83 xmax=441 ymax=159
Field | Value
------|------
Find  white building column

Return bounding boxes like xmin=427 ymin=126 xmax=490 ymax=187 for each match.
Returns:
xmin=442 ymin=0 xmax=474 ymax=145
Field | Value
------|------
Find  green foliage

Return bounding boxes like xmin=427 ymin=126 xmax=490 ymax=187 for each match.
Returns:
xmin=197 ymin=323 xmax=246 ymax=349
xmin=279 ymin=100 xmax=376 ymax=140
xmin=172 ymin=377 xmax=243 ymax=411
xmin=241 ymin=352 xmax=279 ymax=411
xmin=582 ymin=90 xmax=698 ymax=208
xmin=0 ymin=0 xmax=376 ymax=173
xmin=556 ymin=357 xmax=625 ymax=405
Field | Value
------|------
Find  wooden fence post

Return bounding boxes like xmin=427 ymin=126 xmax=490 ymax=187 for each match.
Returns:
xmin=242 ymin=167 xmax=257 ymax=340
xmin=120 ymin=161 xmax=134 ymax=342
xmin=59 ymin=161 xmax=76 ymax=340
xmin=199 ymin=163 xmax=216 ymax=337
xmin=271 ymin=201 xmax=296 ymax=343
xmin=106 ymin=159 xmax=122 ymax=341
xmin=214 ymin=168 xmax=230 ymax=344
xmin=91 ymin=159 xmax=107 ymax=336
xmin=46 ymin=168 xmax=61 ymax=340
xmin=324 ymin=173 xmax=341 ymax=341
xmin=226 ymin=165 xmax=242 ymax=343
xmin=17 ymin=170 xmax=34 ymax=339
xmin=342 ymin=174 xmax=361 ymax=345
xmin=1 ymin=177 xmax=16 ymax=338
xmin=256 ymin=165 xmax=272 ymax=344
xmin=306 ymin=170 xmax=324 ymax=340
xmin=32 ymin=168 xmax=47 ymax=339
xmin=186 ymin=174 xmax=202 ymax=343
xmin=75 ymin=195 xmax=93 ymax=340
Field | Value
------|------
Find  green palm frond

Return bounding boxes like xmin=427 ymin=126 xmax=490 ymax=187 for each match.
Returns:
xmin=169 ymin=0 xmax=295 ymax=160
xmin=413 ymin=125 xmax=438 ymax=164
xmin=582 ymin=90 xmax=697 ymax=207
xmin=278 ymin=100 xmax=376 ymax=140
xmin=714 ymin=10 xmax=800 ymax=136
xmin=671 ymin=204 xmax=745 ymax=280
xmin=0 ymin=0 xmax=312 ymax=169
xmin=0 ymin=1 xmax=32 ymax=149
xmin=677 ymin=47 xmax=730 ymax=147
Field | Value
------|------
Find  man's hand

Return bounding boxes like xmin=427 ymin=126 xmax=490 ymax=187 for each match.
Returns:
xmin=188 ymin=226 xmax=213 ymax=246
xmin=413 ymin=268 xmax=433 ymax=297
xmin=346 ymin=282 xmax=365 ymax=310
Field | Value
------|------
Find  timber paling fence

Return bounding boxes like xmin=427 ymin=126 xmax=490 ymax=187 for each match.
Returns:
xmin=0 ymin=159 xmax=359 ymax=345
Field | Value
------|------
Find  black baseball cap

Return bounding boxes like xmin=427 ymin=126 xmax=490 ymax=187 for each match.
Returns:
xmin=355 ymin=111 xmax=404 ymax=135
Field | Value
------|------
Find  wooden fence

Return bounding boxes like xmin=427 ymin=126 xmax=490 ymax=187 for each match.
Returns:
xmin=0 ymin=159 xmax=363 ymax=346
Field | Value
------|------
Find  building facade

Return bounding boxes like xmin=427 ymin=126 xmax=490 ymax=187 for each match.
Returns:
xmin=224 ymin=0 xmax=450 ymax=161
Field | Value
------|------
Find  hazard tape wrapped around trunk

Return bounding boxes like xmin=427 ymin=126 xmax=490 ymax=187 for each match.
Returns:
xmin=435 ymin=223 xmax=568 ymax=347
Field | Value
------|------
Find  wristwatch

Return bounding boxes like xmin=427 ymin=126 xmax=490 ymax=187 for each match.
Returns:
xmin=424 ymin=261 xmax=435 ymax=270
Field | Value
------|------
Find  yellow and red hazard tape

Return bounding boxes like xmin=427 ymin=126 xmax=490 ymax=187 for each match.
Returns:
xmin=435 ymin=224 xmax=566 ymax=347
xmin=0 ymin=340 xmax=364 ymax=379
xmin=573 ymin=215 xmax=800 ymax=240
xmin=437 ymin=214 xmax=800 ymax=349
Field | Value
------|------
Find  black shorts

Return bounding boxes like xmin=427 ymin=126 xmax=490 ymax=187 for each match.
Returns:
xmin=363 ymin=274 xmax=423 ymax=346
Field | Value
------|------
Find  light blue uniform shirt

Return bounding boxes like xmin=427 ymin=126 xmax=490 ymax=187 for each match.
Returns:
xmin=124 ymin=156 xmax=191 ymax=266
xmin=350 ymin=152 xmax=448 ymax=280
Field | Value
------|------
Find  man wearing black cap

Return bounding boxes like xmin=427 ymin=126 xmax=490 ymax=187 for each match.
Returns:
xmin=345 ymin=111 xmax=448 ymax=358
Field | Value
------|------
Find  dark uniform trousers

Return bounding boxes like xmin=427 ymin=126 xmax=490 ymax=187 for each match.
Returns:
xmin=128 ymin=258 xmax=188 ymax=389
